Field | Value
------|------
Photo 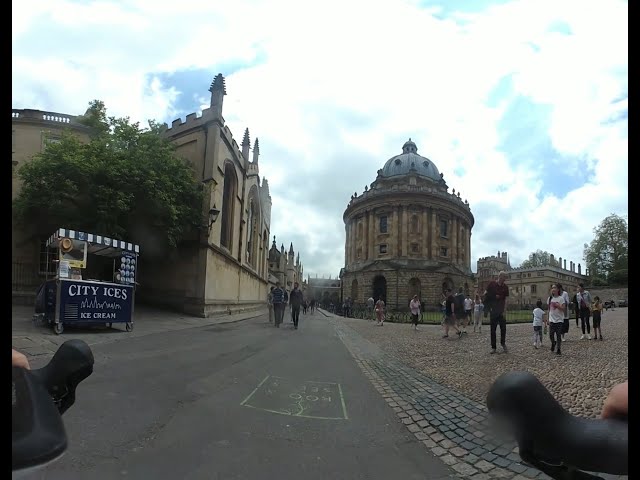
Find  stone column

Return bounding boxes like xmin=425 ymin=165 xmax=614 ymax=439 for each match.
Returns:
xmin=392 ymin=207 xmax=399 ymax=257
xmin=364 ymin=212 xmax=369 ymax=260
xmin=451 ymin=217 xmax=458 ymax=263
xmin=350 ymin=221 xmax=356 ymax=265
xmin=368 ymin=210 xmax=375 ymax=260
xmin=467 ymin=227 xmax=471 ymax=271
xmin=431 ymin=209 xmax=437 ymax=260
xmin=401 ymin=206 xmax=408 ymax=257
xmin=345 ymin=221 xmax=350 ymax=267
xmin=422 ymin=209 xmax=429 ymax=258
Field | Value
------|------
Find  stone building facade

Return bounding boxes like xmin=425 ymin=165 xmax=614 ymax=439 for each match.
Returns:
xmin=341 ymin=139 xmax=475 ymax=311
xmin=306 ymin=277 xmax=341 ymax=307
xmin=477 ymin=252 xmax=588 ymax=307
xmin=268 ymin=238 xmax=307 ymax=296
xmin=11 ymin=109 xmax=92 ymax=303
xmin=142 ymin=74 xmax=273 ymax=316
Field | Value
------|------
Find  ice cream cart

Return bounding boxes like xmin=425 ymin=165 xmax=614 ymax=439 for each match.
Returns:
xmin=33 ymin=228 xmax=140 ymax=334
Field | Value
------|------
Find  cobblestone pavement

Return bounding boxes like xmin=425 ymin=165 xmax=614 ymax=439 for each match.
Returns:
xmin=325 ymin=310 xmax=627 ymax=480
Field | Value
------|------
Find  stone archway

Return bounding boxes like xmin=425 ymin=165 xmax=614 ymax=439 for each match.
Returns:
xmin=442 ymin=277 xmax=454 ymax=293
xmin=372 ymin=275 xmax=387 ymax=303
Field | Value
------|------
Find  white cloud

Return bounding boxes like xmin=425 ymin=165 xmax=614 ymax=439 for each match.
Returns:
xmin=12 ymin=0 xmax=627 ymax=281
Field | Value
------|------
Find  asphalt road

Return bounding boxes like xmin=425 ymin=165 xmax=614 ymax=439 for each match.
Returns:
xmin=40 ymin=312 xmax=454 ymax=480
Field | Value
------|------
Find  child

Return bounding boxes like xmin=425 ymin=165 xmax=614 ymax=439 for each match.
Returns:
xmin=473 ymin=295 xmax=484 ymax=333
xmin=592 ymin=296 xmax=603 ymax=341
xmin=532 ymin=299 xmax=545 ymax=349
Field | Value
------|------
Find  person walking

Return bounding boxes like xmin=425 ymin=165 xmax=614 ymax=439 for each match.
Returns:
xmin=271 ymin=282 xmax=286 ymax=328
xmin=592 ymin=296 xmax=604 ymax=341
xmin=267 ymin=286 xmax=275 ymax=323
xmin=485 ymin=271 xmax=509 ymax=354
xmin=532 ymin=299 xmax=546 ymax=349
xmin=289 ymin=282 xmax=304 ymax=329
xmin=473 ymin=295 xmax=484 ymax=333
xmin=375 ymin=298 xmax=385 ymax=326
xmin=409 ymin=295 xmax=421 ymax=331
xmin=576 ymin=282 xmax=593 ymax=340
xmin=557 ymin=284 xmax=571 ymax=341
xmin=442 ymin=288 xmax=462 ymax=338
xmin=463 ymin=294 xmax=474 ymax=333
xmin=548 ymin=284 xmax=566 ymax=355
xmin=367 ymin=296 xmax=375 ymax=321
xmin=454 ymin=287 xmax=467 ymax=334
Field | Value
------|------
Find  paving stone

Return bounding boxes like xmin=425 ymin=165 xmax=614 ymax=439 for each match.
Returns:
xmin=444 ymin=431 xmax=457 ymax=440
xmin=463 ymin=453 xmax=480 ymax=464
xmin=424 ymin=426 xmax=437 ymax=434
xmin=493 ymin=457 xmax=511 ymax=468
xmin=397 ymin=412 xmax=409 ymax=419
xmin=450 ymin=447 xmax=468 ymax=457
xmin=401 ymin=418 xmax=414 ymax=425
xmin=431 ymin=446 xmax=447 ymax=457
xmin=392 ymin=407 xmax=403 ymax=413
xmin=506 ymin=453 xmax=521 ymax=462
xmin=439 ymin=425 xmax=451 ymax=432
xmin=407 ymin=424 xmax=421 ymax=433
xmin=439 ymin=439 xmax=455 ymax=449
xmin=471 ymin=447 xmax=486 ymax=456
xmin=407 ymin=409 xmax=418 ymax=416
xmin=488 ymin=468 xmax=513 ymax=478
xmin=439 ymin=454 xmax=458 ymax=466
xmin=461 ymin=441 xmax=478 ymax=451
xmin=474 ymin=460 xmax=496 ymax=473
xmin=470 ymin=474 xmax=492 ymax=480
xmin=494 ymin=447 xmax=510 ymax=456
xmin=411 ymin=414 xmax=423 ymax=422
xmin=431 ymin=433 xmax=445 ymax=442
xmin=387 ymin=401 xmax=399 ymax=407
xmin=481 ymin=452 xmax=497 ymax=462
xmin=452 ymin=463 xmax=479 ymax=477
xmin=507 ymin=463 xmax=527 ymax=474
xmin=414 ymin=432 xmax=429 ymax=441
xmin=422 ymin=439 xmax=437 ymax=448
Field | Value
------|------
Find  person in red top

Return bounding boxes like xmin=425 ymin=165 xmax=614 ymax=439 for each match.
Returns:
xmin=485 ymin=271 xmax=510 ymax=354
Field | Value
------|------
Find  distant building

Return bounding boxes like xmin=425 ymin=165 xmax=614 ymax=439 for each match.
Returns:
xmin=341 ymin=139 xmax=474 ymax=310
xmin=477 ymin=252 xmax=588 ymax=307
xmin=268 ymin=238 xmax=306 ymax=296
xmin=306 ymin=276 xmax=341 ymax=306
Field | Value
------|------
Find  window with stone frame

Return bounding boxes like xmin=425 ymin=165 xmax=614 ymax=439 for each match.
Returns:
xmin=440 ymin=247 xmax=448 ymax=257
xmin=220 ymin=162 xmax=237 ymax=250
xmin=531 ymin=284 xmax=537 ymax=293
xmin=411 ymin=243 xmax=420 ymax=253
xmin=439 ymin=218 xmax=448 ymax=238
xmin=379 ymin=215 xmax=388 ymax=233
xmin=379 ymin=244 xmax=388 ymax=254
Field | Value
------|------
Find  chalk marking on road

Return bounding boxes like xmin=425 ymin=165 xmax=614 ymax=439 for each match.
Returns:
xmin=241 ymin=403 xmax=347 ymax=420
xmin=240 ymin=375 xmax=270 ymax=406
xmin=337 ymin=383 xmax=349 ymax=420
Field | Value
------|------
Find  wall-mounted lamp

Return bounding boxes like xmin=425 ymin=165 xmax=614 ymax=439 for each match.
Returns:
xmin=208 ymin=205 xmax=221 ymax=232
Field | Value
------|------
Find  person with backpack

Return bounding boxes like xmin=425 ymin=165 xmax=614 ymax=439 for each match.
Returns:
xmin=484 ymin=271 xmax=509 ymax=354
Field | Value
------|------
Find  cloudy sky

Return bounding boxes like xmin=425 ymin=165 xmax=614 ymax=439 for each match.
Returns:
xmin=13 ymin=0 xmax=628 ymax=279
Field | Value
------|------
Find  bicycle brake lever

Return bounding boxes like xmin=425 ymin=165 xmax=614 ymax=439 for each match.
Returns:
xmin=520 ymin=448 xmax=605 ymax=480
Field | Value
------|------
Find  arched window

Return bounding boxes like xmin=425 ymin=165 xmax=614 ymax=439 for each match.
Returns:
xmin=220 ymin=162 xmax=238 ymax=250
xmin=409 ymin=277 xmax=421 ymax=301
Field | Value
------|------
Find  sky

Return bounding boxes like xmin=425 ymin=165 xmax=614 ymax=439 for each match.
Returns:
xmin=13 ymin=0 xmax=628 ymax=279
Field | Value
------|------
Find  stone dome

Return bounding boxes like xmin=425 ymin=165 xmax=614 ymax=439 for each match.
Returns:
xmin=380 ymin=139 xmax=441 ymax=181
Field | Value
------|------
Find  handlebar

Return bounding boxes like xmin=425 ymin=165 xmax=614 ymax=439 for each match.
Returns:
xmin=12 ymin=340 xmax=94 ymax=473
xmin=487 ymin=371 xmax=628 ymax=480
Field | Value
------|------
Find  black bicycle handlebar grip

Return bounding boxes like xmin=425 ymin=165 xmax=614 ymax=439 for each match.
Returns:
xmin=487 ymin=371 xmax=627 ymax=475
xmin=31 ymin=339 xmax=94 ymax=414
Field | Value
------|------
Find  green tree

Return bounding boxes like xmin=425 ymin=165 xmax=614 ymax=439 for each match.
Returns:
xmin=583 ymin=213 xmax=628 ymax=284
xmin=519 ymin=250 xmax=559 ymax=268
xmin=12 ymin=101 xmax=204 ymax=257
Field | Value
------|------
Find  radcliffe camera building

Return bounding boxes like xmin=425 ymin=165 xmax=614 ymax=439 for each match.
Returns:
xmin=341 ymin=139 xmax=474 ymax=310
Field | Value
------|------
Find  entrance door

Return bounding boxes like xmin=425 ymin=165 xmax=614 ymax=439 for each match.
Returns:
xmin=372 ymin=276 xmax=387 ymax=303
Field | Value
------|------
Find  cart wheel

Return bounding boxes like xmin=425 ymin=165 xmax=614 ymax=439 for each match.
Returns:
xmin=54 ymin=323 xmax=64 ymax=335
xmin=126 ymin=322 xmax=133 ymax=332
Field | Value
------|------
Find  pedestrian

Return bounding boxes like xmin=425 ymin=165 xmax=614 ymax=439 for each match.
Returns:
xmin=464 ymin=294 xmax=474 ymax=332
xmin=573 ymin=292 xmax=580 ymax=328
xmin=267 ymin=286 xmax=275 ymax=323
xmin=310 ymin=299 xmax=315 ymax=314
xmin=473 ymin=295 xmax=484 ymax=333
xmin=440 ymin=293 xmax=447 ymax=325
xmin=484 ymin=271 xmax=509 ymax=354
xmin=548 ymin=283 xmax=566 ymax=355
xmin=454 ymin=287 xmax=467 ymax=334
xmin=592 ymin=296 xmax=604 ymax=341
xmin=409 ymin=295 xmax=421 ymax=331
xmin=375 ymin=298 xmax=385 ymax=326
xmin=289 ymin=282 xmax=304 ymax=330
xmin=557 ymin=284 xmax=571 ymax=341
xmin=532 ymin=299 xmax=546 ymax=349
xmin=367 ymin=296 xmax=375 ymax=321
xmin=442 ymin=288 xmax=462 ymax=338
xmin=576 ymin=283 xmax=593 ymax=340
xmin=303 ymin=300 xmax=308 ymax=315
xmin=271 ymin=282 xmax=286 ymax=328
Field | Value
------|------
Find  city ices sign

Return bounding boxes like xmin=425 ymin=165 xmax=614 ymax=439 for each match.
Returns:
xmin=59 ymin=281 xmax=133 ymax=323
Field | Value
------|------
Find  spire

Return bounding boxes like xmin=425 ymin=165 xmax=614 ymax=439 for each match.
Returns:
xmin=296 ymin=252 xmax=300 ymax=265
xmin=289 ymin=242 xmax=294 ymax=255
xmin=209 ymin=73 xmax=226 ymax=117
xmin=242 ymin=128 xmax=250 ymax=161
xmin=252 ymin=138 xmax=259 ymax=164
xmin=272 ymin=235 xmax=276 ymax=247
xmin=281 ymin=244 xmax=285 ymax=253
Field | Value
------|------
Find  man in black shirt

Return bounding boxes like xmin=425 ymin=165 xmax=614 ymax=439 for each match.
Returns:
xmin=289 ymin=282 xmax=304 ymax=330
xmin=442 ymin=288 xmax=462 ymax=339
